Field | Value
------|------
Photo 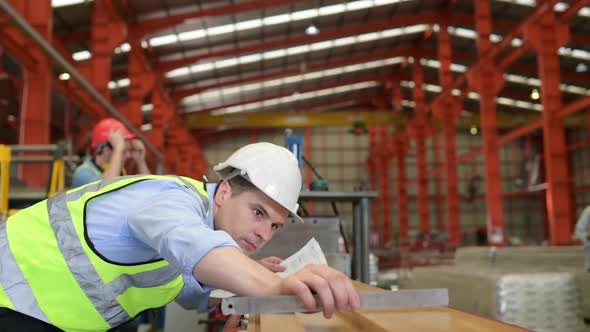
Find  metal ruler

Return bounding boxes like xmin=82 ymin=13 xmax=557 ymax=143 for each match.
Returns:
xmin=221 ymin=288 xmax=448 ymax=315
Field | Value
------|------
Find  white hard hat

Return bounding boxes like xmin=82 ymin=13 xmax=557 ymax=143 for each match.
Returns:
xmin=214 ymin=142 xmax=304 ymax=223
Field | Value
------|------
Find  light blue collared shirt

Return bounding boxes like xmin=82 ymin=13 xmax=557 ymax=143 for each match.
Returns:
xmin=85 ymin=179 xmax=237 ymax=311
xmin=72 ymin=158 xmax=102 ymax=189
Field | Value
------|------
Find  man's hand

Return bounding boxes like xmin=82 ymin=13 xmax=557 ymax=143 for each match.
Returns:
xmin=194 ymin=247 xmax=359 ymax=319
xmin=279 ymin=264 xmax=361 ymax=319
xmin=258 ymin=256 xmax=286 ymax=273
xmin=130 ymin=139 xmax=146 ymax=163
xmin=108 ymin=129 xmax=126 ymax=152
xmin=130 ymin=139 xmax=151 ymax=174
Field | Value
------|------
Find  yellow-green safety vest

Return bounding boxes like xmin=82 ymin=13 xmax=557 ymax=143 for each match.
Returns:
xmin=0 ymin=175 xmax=210 ymax=331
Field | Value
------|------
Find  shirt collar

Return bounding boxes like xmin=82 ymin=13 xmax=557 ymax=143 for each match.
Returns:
xmin=206 ymin=182 xmax=217 ymax=230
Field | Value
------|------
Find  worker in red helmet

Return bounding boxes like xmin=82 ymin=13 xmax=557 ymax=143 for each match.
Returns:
xmin=72 ymin=118 xmax=150 ymax=188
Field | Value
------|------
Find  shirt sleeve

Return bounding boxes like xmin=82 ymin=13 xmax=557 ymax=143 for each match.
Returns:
xmin=127 ymin=183 xmax=239 ymax=297
xmin=174 ymin=273 xmax=215 ymax=311
xmin=72 ymin=166 xmax=101 ymax=188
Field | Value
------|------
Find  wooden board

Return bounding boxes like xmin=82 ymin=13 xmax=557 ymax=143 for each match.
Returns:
xmin=246 ymin=282 xmax=530 ymax=332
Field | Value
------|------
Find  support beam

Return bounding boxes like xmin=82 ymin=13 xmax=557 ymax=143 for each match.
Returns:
xmin=410 ymin=60 xmax=430 ymax=235
xmin=149 ymin=87 xmax=169 ymax=155
xmin=394 ymin=132 xmax=409 ymax=244
xmin=127 ymin=40 xmax=155 ymax=128
xmin=524 ymin=10 xmax=574 ymax=245
xmin=304 ymin=128 xmax=313 ymax=192
xmin=428 ymin=0 xmax=560 ymax=115
xmin=379 ymin=127 xmax=392 ymax=246
xmin=469 ymin=1 xmax=505 ymax=246
xmin=90 ymin=0 xmax=127 ymax=100
xmin=11 ymin=0 xmax=52 ymax=188
xmin=185 ymin=108 xmax=582 ymax=130
xmin=435 ymin=23 xmax=461 ymax=245
xmin=432 ymin=129 xmax=444 ymax=235
xmin=367 ymin=127 xmax=382 ymax=240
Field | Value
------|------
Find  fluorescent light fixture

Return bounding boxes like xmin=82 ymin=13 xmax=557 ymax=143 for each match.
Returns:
xmin=495 ymin=0 xmax=590 ymax=18
xmin=448 ymin=27 xmax=590 ymax=62
xmin=404 ymin=81 xmax=543 ymax=111
xmin=72 ymin=50 xmax=91 ymax=61
xmin=108 ymin=78 xmax=130 ymax=90
xmin=149 ymin=35 xmax=179 ymax=47
xmin=180 ymin=52 xmax=588 ymax=112
xmin=59 ymin=73 xmax=70 ymax=80
xmin=402 ymin=100 xmax=416 ymax=107
xmin=167 ymin=25 xmax=428 ymax=79
xmin=52 ymin=0 xmax=91 ymax=7
xmin=181 ymin=57 xmax=404 ymax=106
xmin=207 ymin=82 xmax=380 ymax=115
xmin=421 ymin=61 xmax=589 ymax=97
xmin=115 ymin=43 xmax=131 ymax=54
xmin=305 ymin=25 xmax=320 ymax=35
xmin=140 ymin=123 xmax=153 ymax=131
xmin=148 ymin=0 xmax=407 ymax=47
xmin=559 ymin=47 xmax=590 ymax=61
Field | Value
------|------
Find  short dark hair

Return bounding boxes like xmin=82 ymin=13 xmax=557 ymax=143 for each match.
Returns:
xmin=228 ymin=175 xmax=258 ymax=195
xmin=220 ymin=175 xmax=258 ymax=196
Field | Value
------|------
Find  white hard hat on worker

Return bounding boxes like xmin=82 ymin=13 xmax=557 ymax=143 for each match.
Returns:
xmin=214 ymin=142 xmax=304 ymax=223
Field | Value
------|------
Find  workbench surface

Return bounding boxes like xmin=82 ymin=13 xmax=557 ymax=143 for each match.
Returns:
xmin=246 ymin=282 xmax=529 ymax=331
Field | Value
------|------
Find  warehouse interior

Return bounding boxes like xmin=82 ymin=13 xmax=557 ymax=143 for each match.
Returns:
xmin=0 ymin=0 xmax=589 ymax=331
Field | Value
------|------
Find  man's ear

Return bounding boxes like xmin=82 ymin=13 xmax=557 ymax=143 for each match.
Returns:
xmin=214 ymin=180 xmax=232 ymax=206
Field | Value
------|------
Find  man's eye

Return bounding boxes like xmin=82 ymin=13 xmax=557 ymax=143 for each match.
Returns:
xmin=254 ymin=209 xmax=263 ymax=216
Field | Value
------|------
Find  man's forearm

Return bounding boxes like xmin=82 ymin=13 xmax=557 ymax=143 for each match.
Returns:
xmin=193 ymin=247 xmax=282 ymax=296
xmin=102 ymin=148 xmax=125 ymax=179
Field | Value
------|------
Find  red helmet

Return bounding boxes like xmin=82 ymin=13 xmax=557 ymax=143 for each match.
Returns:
xmin=91 ymin=118 xmax=135 ymax=149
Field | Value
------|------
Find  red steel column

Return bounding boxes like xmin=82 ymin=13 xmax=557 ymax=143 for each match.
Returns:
xmin=391 ymin=80 xmax=403 ymax=112
xmin=432 ymin=129 xmax=444 ymax=234
xmin=524 ymin=11 xmax=574 ymax=245
xmin=304 ymin=128 xmax=313 ymax=190
xmin=128 ymin=42 xmax=155 ymax=128
xmin=394 ymin=132 xmax=409 ymax=244
xmin=368 ymin=127 xmax=382 ymax=235
xmin=90 ymin=0 xmax=126 ymax=100
xmin=468 ymin=1 xmax=505 ymax=246
xmin=13 ymin=0 xmax=52 ymax=187
xmin=166 ymin=120 xmax=184 ymax=174
xmin=436 ymin=24 xmax=461 ymax=245
xmin=304 ymin=127 xmax=313 ymax=214
xmin=178 ymin=141 xmax=192 ymax=177
xmin=412 ymin=60 xmax=430 ymax=235
xmin=150 ymin=89 xmax=166 ymax=153
xmin=379 ymin=127 xmax=392 ymax=246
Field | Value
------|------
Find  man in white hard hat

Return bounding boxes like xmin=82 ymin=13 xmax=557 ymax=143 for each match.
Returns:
xmin=0 ymin=142 xmax=360 ymax=332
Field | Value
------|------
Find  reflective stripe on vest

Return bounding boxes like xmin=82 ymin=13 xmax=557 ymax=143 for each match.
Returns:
xmin=0 ymin=175 xmax=210 ymax=331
